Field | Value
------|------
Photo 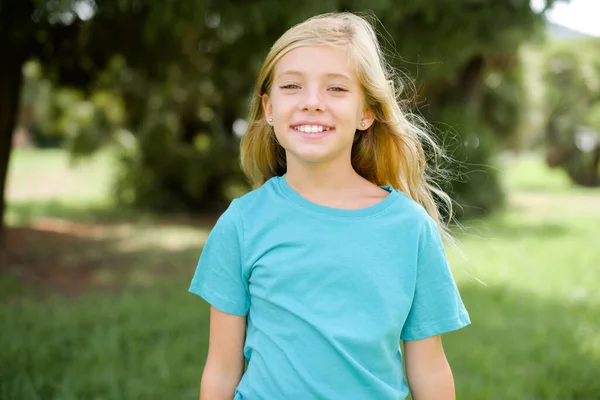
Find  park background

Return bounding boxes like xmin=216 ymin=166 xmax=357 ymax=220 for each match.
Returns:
xmin=1 ymin=0 xmax=599 ymax=399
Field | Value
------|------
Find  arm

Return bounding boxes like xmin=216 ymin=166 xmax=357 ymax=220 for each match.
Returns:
xmin=404 ymin=335 xmax=455 ymax=400
xmin=200 ymin=306 xmax=247 ymax=400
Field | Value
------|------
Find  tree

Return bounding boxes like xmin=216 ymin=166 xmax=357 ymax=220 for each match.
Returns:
xmin=542 ymin=38 xmax=600 ymax=186
xmin=1 ymin=0 xmax=216 ymax=262
xmin=2 ymin=1 xmax=559 ymax=260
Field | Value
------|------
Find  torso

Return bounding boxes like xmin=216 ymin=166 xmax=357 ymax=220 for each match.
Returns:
xmin=232 ymin=176 xmax=426 ymax=399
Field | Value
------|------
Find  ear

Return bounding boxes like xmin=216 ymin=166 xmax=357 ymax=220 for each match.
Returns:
xmin=358 ymin=108 xmax=375 ymax=131
xmin=262 ymin=94 xmax=273 ymax=125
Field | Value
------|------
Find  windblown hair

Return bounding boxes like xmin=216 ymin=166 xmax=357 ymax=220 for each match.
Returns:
xmin=240 ymin=12 xmax=454 ymax=238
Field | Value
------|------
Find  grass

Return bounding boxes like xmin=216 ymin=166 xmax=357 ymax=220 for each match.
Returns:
xmin=442 ymin=152 xmax=600 ymax=399
xmin=2 ymin=286 xmax=209 ymax=399
xmin=6 ymin=148 xmax=116 ymax=207
xmin=2 ymin=149 xmax=600 ymax=399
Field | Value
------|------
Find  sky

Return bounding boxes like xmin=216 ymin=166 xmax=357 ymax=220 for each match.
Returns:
xmin=531 ymin=0 xmax=600 ymax=37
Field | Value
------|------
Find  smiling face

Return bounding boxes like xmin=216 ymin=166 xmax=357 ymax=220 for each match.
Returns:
xmin=262 ymin=45 xmax=373 ymax=168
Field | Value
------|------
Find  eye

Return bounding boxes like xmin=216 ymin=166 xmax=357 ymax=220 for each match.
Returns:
xmin=328 ymin=86 xmax=348 ymax=92
xmin=280 ymin=84 xmax=300 ymax=89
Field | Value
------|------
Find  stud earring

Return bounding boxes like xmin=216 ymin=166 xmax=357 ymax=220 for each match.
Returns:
xmin=268 ymin=117 xmax=273 ymax=123
xmin=361 ymin=122 xmax=365 ymax=127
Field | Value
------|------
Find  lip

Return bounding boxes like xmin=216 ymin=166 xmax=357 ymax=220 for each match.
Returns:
xmin=290 ymin=121 xmax=334 ymax=127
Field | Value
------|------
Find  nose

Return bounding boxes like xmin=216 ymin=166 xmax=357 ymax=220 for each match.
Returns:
xmin=301 ymin=86 xmax=324 ymax=112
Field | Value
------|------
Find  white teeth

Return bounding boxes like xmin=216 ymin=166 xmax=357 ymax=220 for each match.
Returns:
xmin=293 ymin=125 xmax=331 ymax=133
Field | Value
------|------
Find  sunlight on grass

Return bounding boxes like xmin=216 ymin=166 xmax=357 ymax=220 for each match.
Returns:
xmin=6 ymin=147 xmax=116 ymax=205
xmin=113 ymin=225 xmax=210 ymax=253
xmin=499 ymin=151 xmax=573 ymax=192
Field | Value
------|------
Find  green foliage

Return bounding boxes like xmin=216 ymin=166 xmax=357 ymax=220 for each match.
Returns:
xmin=542 ymin=38 xmax=600 ymax=186
xmin=20 ymin=59 xmax=125 ymax=151
xmin=432 ymin=105 xmax=505 ymax=218
xmin=14 ymin=0 xmax=551 ymax=216
xmin=481 ymin=64 xmax=527 ymax=149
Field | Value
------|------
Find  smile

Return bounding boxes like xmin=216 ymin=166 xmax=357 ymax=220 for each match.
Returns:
xmin=291 ymin=125 xmax=334 ymax=133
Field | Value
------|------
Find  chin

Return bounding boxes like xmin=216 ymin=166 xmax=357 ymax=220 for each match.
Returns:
xmin=287 ymin=148 xmax=341 ymax=165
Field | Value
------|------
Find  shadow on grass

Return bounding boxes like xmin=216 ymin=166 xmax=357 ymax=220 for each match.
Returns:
xmin=451 ymin=217 xmax=571 ymax=243
xmin=507 ymin=184 xmax=600 ymax=195
xmin=7 ymin=200 xmax=149 ymax=225
xmin=484 ymin=220 xmax=569 ymax=239
xmin=1 ymin=215 xmax=212 ymax=398
xmin=0 ymin=269 xmax=211 ymax=399
xmin=7 ymin=200 xmax=223 ymax=228
xmin=2 ymin=221 xmax=207 ymax=299
xmin=446 ymin=282 xmax=600 ymax=399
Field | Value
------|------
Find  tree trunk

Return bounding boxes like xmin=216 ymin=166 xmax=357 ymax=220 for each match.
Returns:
xmin=0 ymin=47 xmax=27 ymax=270
xmin=0 ymin=1 xmax=35 ymax=269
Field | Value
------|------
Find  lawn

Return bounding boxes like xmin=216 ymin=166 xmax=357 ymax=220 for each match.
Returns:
xmin=1 ymin=149 xmax=599 ymax=399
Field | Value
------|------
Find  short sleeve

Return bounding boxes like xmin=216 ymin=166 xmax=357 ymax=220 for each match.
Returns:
xmin=189 ymin=200 xmax=250 ymax=316
xmin=400 ymin=218 xmax=470 ymax=341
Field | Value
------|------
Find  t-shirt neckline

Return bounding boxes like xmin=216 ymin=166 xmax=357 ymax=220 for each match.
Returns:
xmin=276 ymin=174 xmax=399 ymax=218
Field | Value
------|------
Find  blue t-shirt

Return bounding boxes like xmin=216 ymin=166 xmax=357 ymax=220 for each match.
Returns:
xmin=189 ymin=175 xmax=470 ymax=400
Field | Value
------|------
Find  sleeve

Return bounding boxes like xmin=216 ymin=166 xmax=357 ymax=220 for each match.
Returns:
xmin=400 ymin=217 xmax=471 ymax=341
xmin=188 ymin=200 xmax=250 ymax=316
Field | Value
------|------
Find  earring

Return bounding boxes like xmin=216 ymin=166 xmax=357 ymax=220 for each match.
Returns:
xmin=268 ymin=117 xmax=273 ymax=123
xmin=361 ymin=122 xmax=365 ymax=127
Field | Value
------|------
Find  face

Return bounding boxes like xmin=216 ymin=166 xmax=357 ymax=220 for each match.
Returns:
xmin=262 ymin=45 xmax=374 ymax=167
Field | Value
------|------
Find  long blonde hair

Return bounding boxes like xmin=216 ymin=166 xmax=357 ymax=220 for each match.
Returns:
xmin=240 ymin=12 xmax=454 ymax=238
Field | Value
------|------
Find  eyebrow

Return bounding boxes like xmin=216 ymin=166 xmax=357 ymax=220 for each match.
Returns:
xmin=275 ymin=70 xmax=352 ymax=81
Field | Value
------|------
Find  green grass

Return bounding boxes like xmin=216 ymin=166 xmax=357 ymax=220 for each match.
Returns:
xmin=445 ymin=211 xmax=600 ymax=398
xmin=444 ymin=152 xmax=600 ymax=398
xmin=2 ymin=149 xmax=600 ymax=399
xmin=1 ymin=286 xmax=210 ymax=399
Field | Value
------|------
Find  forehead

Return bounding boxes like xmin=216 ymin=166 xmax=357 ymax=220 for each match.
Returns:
xmin=274 ymin=45 xmax=357 ymax=81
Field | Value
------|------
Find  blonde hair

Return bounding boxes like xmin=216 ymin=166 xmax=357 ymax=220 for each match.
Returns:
xmin=240 ymin=12 xmax=455 ymax=239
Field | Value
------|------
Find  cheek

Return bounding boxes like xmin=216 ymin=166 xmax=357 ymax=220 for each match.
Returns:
xmin=331 ymin=98 xmax=362 ymax=120
xmin=271 ymin=95 xmax=293 ymax=114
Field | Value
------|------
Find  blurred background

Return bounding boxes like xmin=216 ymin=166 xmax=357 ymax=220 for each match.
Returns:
xmin=1 ymin=0 xmax=599 ymax=398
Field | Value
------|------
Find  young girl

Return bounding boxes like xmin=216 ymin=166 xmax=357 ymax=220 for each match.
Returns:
xmin=189 ymin=12 xmax=470 ymax=400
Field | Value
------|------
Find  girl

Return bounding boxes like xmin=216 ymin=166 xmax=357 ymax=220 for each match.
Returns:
xmin=190 ymin=12 xmax=470 ymax=400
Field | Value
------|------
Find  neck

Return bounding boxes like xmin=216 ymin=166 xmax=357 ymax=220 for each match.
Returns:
xmin=284 ymin=154 xmax=361 ymax=195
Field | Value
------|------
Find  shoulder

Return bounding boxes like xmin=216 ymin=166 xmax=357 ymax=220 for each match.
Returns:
xmin=388 ymin=190 xmax=443 ymax=247
xmin=233 ymin=175 xmax=279 ymax=205
xmin=391 ymin=190 xmax=437 ymax=229
xmin=225 ymin=176 xmax=282 ymax=222
xmin=209 ymin=179 xmax=280 ymax=244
